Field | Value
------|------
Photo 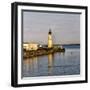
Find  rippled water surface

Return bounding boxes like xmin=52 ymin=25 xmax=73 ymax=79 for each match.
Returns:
xmin=22 ymin=45 xmax=80 ymax=77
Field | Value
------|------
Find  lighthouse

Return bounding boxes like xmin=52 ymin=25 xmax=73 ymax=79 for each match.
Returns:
xmin=48 ymin=29 xmax=53 ymax=48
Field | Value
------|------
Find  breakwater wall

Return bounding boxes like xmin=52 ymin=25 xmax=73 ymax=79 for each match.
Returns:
xmin=23 ymin=48 xmax=65 ymax=58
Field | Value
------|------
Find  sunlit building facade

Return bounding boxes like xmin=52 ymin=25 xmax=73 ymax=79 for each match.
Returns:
xmin=23 ymin=43 xmax=38 ymax=51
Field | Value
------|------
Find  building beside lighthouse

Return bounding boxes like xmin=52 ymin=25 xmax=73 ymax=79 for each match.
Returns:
xmin=23 ymin=42 xmax=39 ymax=51
xmin=48 ymin=29 xmax=53 ymax=48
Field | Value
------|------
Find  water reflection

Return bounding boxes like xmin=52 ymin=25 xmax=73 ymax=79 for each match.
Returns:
xmin=48 ymin=54 xmax=54 ymax=75
xmin=22 ymin=48 xmax=80 ymax=77
xmin=23 ymin=54 xmax=55 ymax=77
xmin=23 ymin=57 xmax=38 ymax=77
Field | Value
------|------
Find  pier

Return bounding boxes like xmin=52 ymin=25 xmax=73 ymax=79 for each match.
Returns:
xmin=23 ymin=29 xmax=65 ymax=58
xmin=23 ymin=47 xmax=65 ymax=58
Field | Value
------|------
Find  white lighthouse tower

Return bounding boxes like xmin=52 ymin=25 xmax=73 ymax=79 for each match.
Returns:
xmin=48 ymin=29 xmax=53 ymax=48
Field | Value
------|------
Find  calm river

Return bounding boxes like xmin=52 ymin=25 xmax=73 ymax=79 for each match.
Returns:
xmin=22 ymin=45 xmax=80 ymax=77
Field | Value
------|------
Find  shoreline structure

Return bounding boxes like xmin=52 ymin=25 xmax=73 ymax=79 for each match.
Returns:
xmin=23 ymin=29 xmax=65 ymax=58
xmin=23 ymin=47 xmax=65 ymax=58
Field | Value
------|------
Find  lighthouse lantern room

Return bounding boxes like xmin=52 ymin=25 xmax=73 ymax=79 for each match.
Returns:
xmin=48 ymin=29 xmax=53 ymax=48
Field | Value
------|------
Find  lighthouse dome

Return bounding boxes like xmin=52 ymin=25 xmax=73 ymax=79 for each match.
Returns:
xmin=48 ymin=29 xmax=52 ymax=34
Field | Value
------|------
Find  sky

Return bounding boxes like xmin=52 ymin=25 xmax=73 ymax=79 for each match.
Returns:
xmin=23 ymin=11 xmax=80 ymax=44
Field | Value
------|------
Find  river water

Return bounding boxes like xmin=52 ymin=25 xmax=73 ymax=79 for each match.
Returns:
xmin=22 ymin=45 xmax=80 ymax=77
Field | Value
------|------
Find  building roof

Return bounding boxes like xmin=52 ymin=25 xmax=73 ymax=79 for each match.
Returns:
xmin=23 ymin=42 xmax=39 ymax=45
